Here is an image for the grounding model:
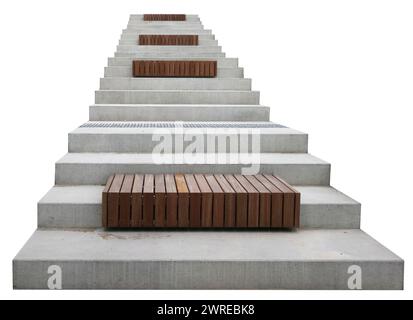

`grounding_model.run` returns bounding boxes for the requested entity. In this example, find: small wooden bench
[132,60,217,77]
[102,174,300,229]
[139,35,199,46]
[143,14,186,21]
